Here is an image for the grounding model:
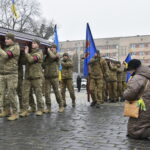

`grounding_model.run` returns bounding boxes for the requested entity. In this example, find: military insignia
[86,40,90,48]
